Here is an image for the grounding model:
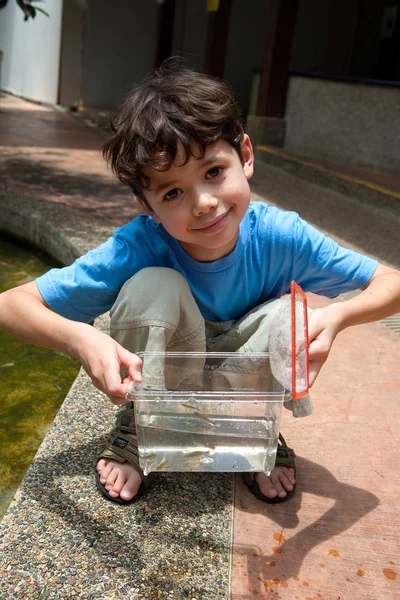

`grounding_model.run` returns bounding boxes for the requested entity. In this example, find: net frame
[291,281,310,399]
